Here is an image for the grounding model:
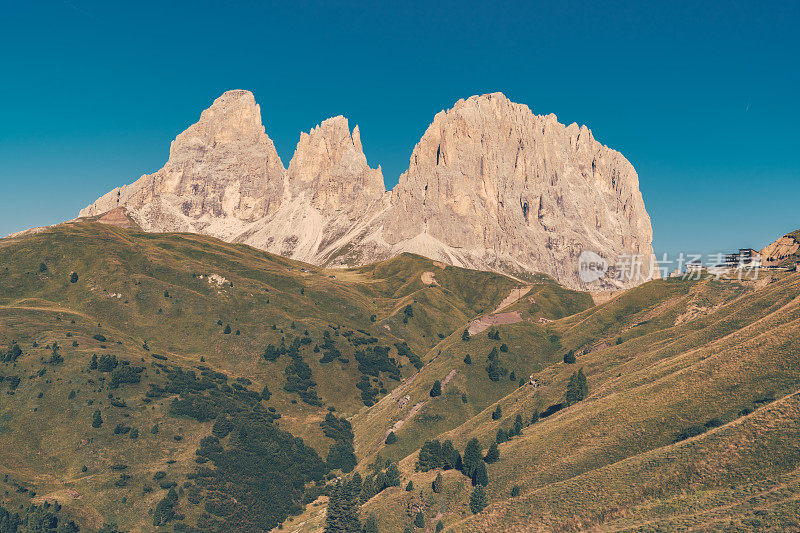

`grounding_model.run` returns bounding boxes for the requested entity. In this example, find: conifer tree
[384,462,401,487]
[484,442,500,463]
[470,485,487,514]
[472,461,488,486]
[92,409,103,428]
[325,478,362,533]
[429,380,442,397]
[432,472,443,493]
[462,438,483,478]
[566,368,589,405]
[513,414,524,436]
